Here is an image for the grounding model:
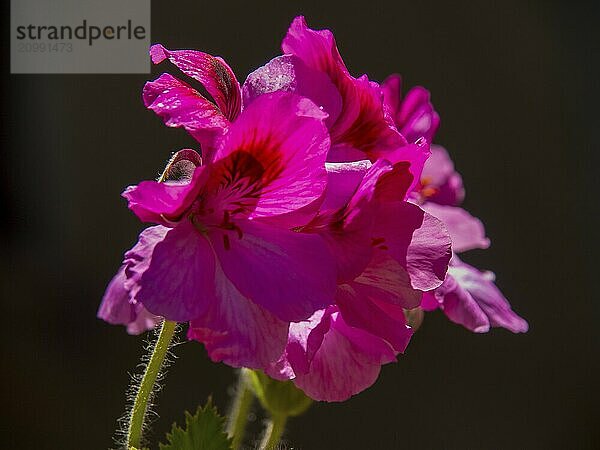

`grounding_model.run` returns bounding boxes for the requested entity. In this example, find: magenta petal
[397,87,440,144]
[125,221,217,322]
[321,160,372,211]
[211,219,336,322]
[150,44,242,121]
[282,16,405,160]
[211,92,330,218]
[381,74,403,119]
[98,266,135,325]
[449,257,529,333]
[293,310,395,402]
[421,145,456,188]
[382,75,440,144]
[420,145,465,206]
[421,203,490,253]
[336,284,413,353]
[351,252,422,309]
[97,266,160,335]
[372,201,451,291]
[122,165,206,225]
[143,73,229,147]
[435,274,491,333]
[265,310,326,380]
[242,55,342,127]
[188,261,288,369]
[314,160,401,282]
[387,139,431,197]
